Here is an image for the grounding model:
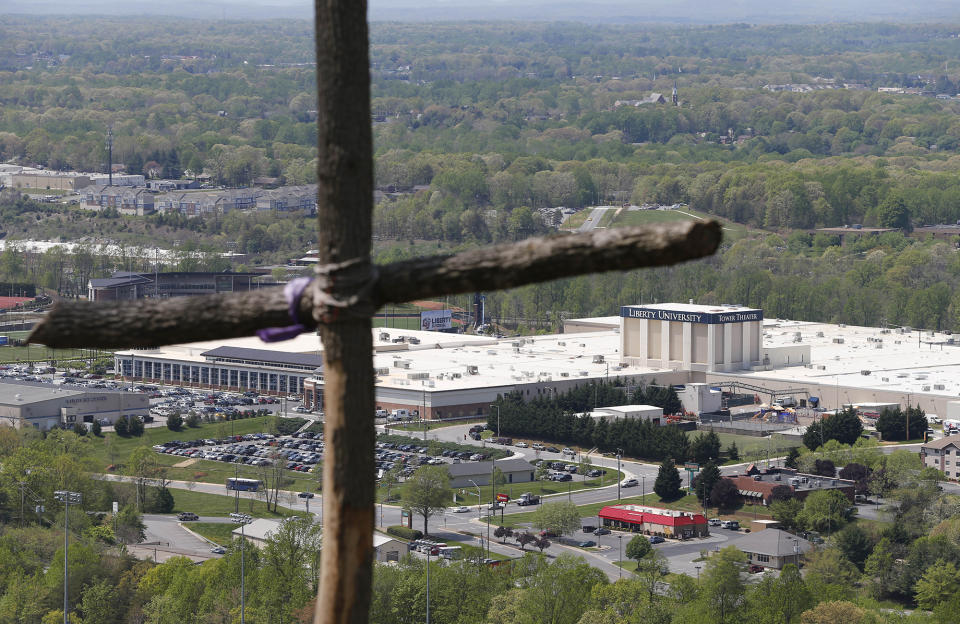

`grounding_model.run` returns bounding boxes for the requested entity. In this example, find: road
[577,206,616,232]
[126,422,928,577]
